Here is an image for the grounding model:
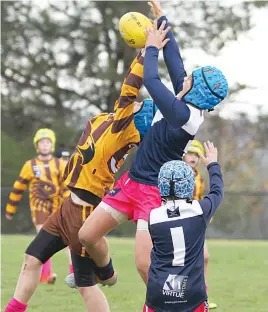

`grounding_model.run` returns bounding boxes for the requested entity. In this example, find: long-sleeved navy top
[129,16,204,186]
